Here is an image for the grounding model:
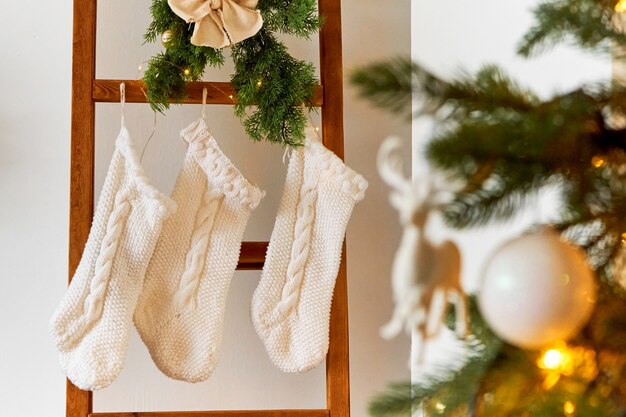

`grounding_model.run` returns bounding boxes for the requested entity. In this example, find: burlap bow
[168,0,263,49]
